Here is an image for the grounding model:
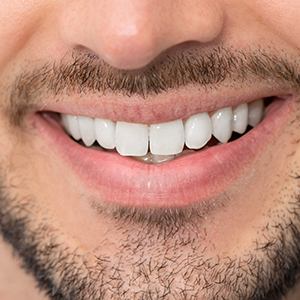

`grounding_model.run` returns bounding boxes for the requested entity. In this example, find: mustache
[6,46,300,126]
